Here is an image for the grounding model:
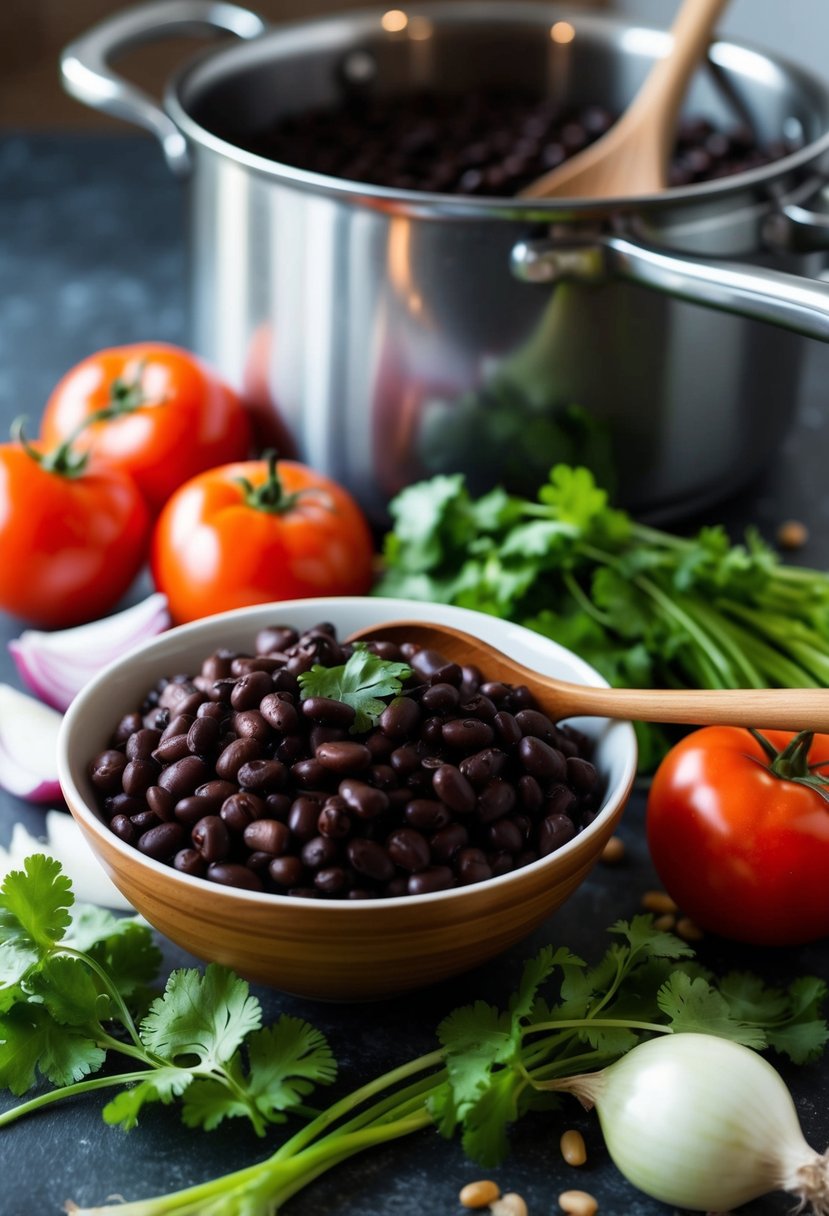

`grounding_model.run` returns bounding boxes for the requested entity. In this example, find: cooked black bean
[348,838,395,882]
[269,855,306,887]
[229,670,274,711]
[387,827,430,872]
[220,791,265,832]
[538,812,576,856]
[339,778,389,819]
[109,813,136,843]
[146,785,175,822]
[421,682,460,714]
[237,758,287,792]
[459,747,508,786]
[256,625,298,654]
[215,737,262,781]
[432,764,476,814]
[206,863,263,891]
[518,736,567,781]
[408,866,455,895]
[515,708,558,742]
[379,696,421,739]
[126,728,161,761]
[477,777,516,823]
[174,848,206,876]
[157,755,209,799]
[289,795,323,841]
[456,847,492,885]
[232,710,272,742]
[138,822,185,861]
[302,696,357,727]
[430,822,469,863]
[121,758,159,797]
[192,815,230,863]
[95,620,603,900]
[317,797,352,838]
[260,693,299,733]
[441,718,494,752]
[244,818,290,856]
[89,749,128,793]
[566,756,599,793]
[313,740,371,773]
[405,798,451,832]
